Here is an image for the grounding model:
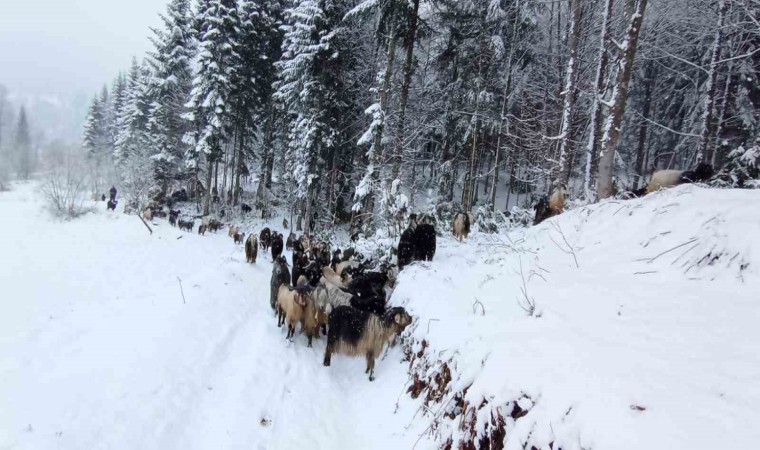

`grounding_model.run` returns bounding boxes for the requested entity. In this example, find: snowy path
[0,183,420,450]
